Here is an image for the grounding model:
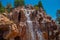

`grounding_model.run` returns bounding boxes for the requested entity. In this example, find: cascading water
[34,20,45,40]
[36,30,45,40]
[24,9,45,40]
[35,14,45,40]
[25,9,35,40]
